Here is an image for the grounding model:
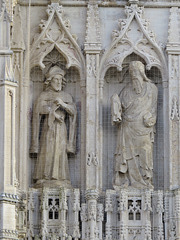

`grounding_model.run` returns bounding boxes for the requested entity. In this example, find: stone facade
[0,0,180,239]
